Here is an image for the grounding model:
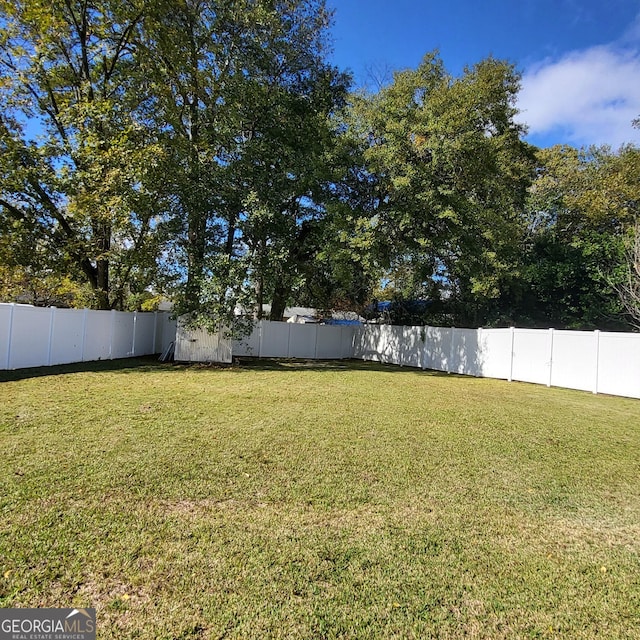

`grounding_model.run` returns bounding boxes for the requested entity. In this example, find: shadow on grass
[0,355,454,382]
[0,355,168,383]
[231,357,452,376]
